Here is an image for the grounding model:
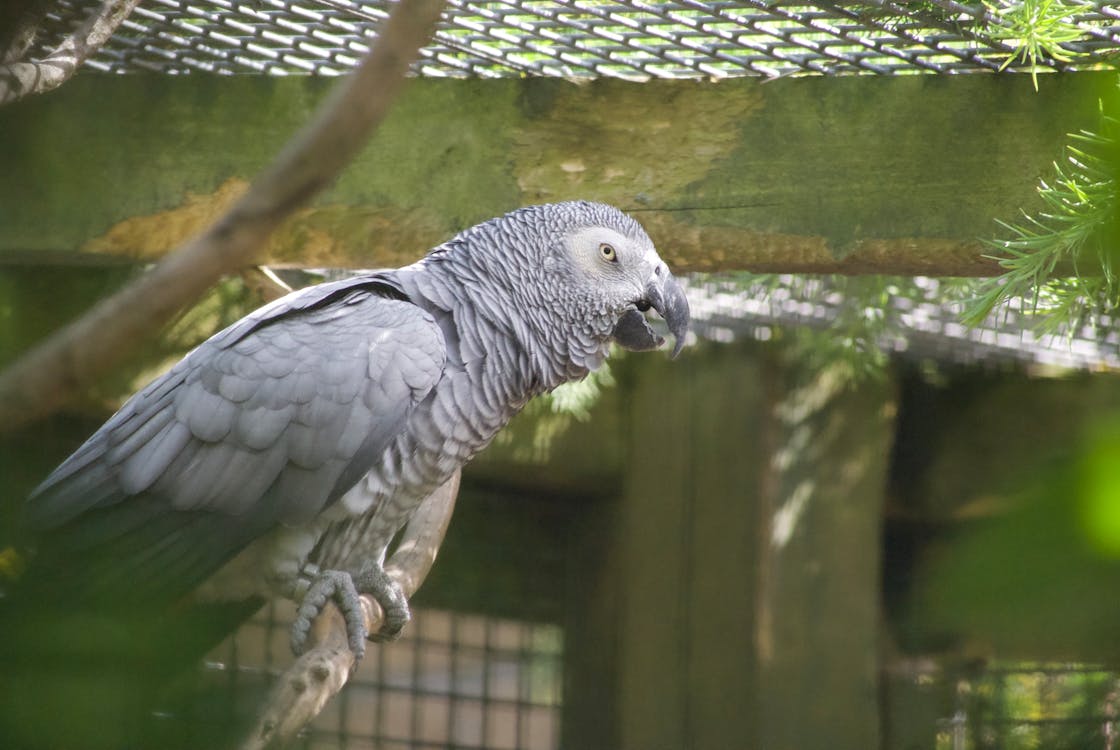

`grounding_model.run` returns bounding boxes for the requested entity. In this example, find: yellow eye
[599,243,617,263]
